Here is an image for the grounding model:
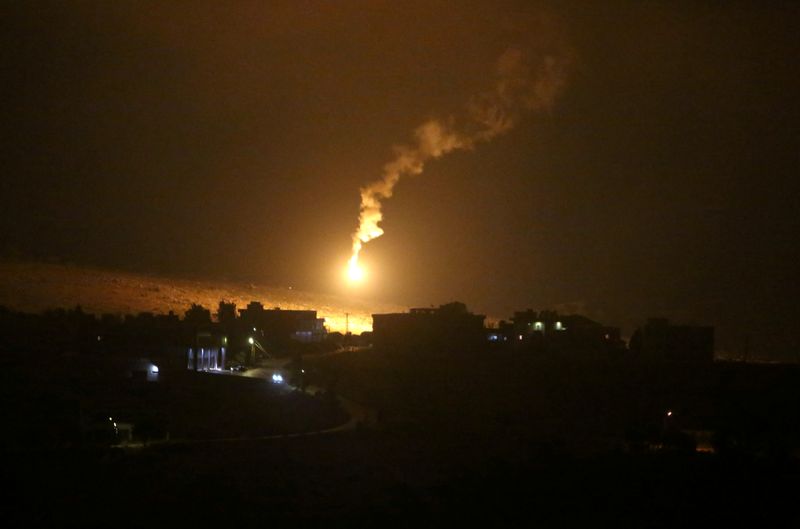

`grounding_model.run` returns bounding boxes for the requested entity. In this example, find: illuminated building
[238,301,327,344]
[187,331,227,371]
[503,309,624,355]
